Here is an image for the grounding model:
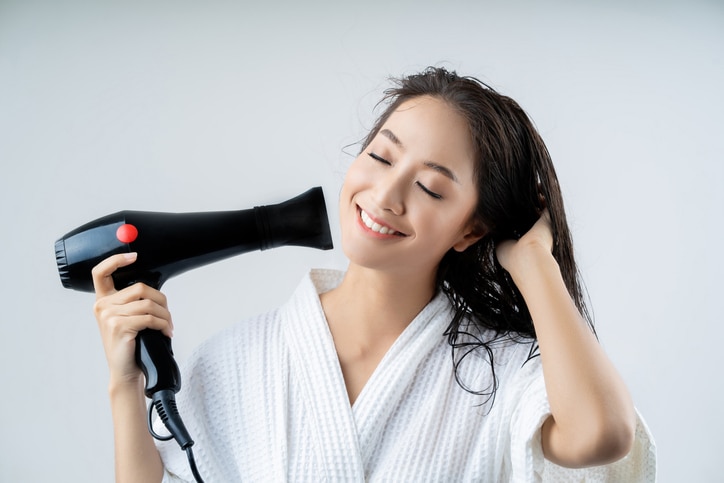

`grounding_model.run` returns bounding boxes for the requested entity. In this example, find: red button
[116,224,138,243]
